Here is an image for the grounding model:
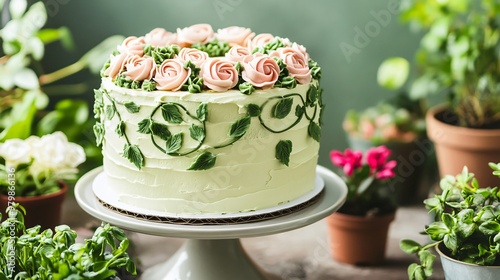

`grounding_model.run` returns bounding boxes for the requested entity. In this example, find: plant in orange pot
[0,131,85,229]
[325,145,398,265]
